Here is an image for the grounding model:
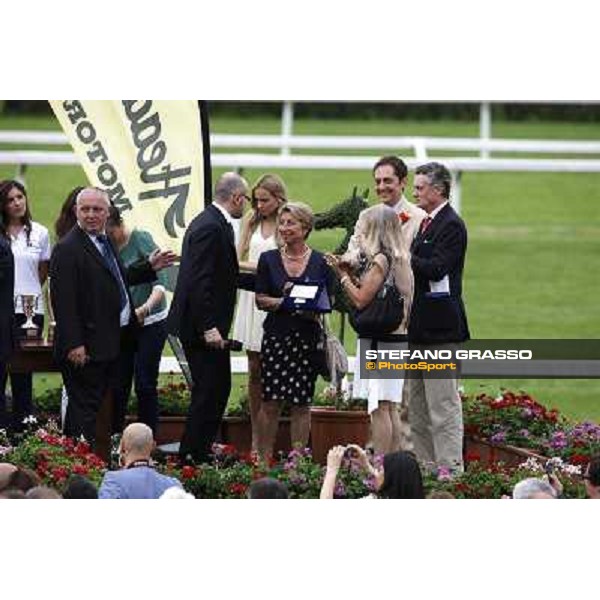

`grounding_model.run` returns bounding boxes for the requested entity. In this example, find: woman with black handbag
[326,204,412,455]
